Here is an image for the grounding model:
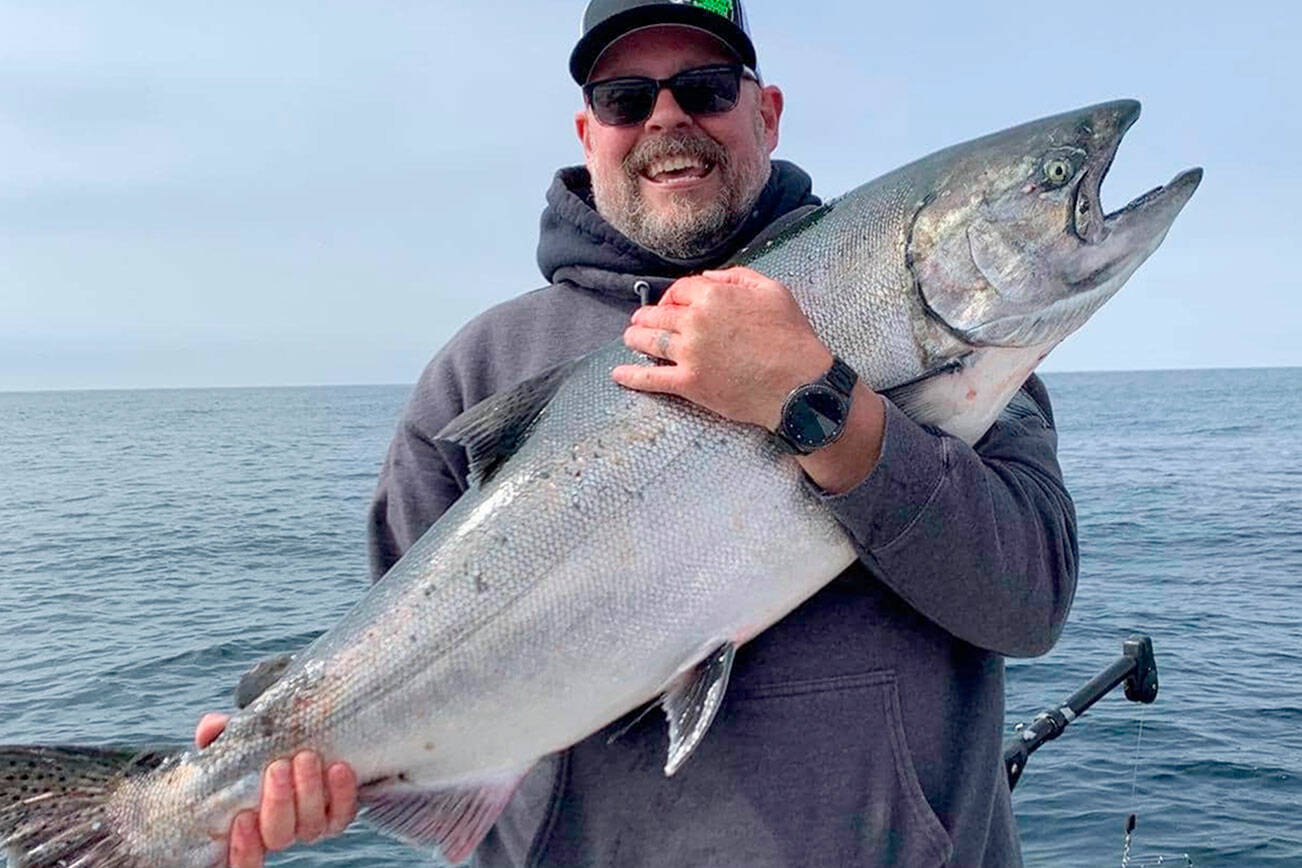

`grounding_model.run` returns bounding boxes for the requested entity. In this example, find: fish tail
[0,745,173,867]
